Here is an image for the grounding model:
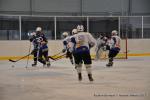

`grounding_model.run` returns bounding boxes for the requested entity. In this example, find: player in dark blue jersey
[30,27,50,67]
